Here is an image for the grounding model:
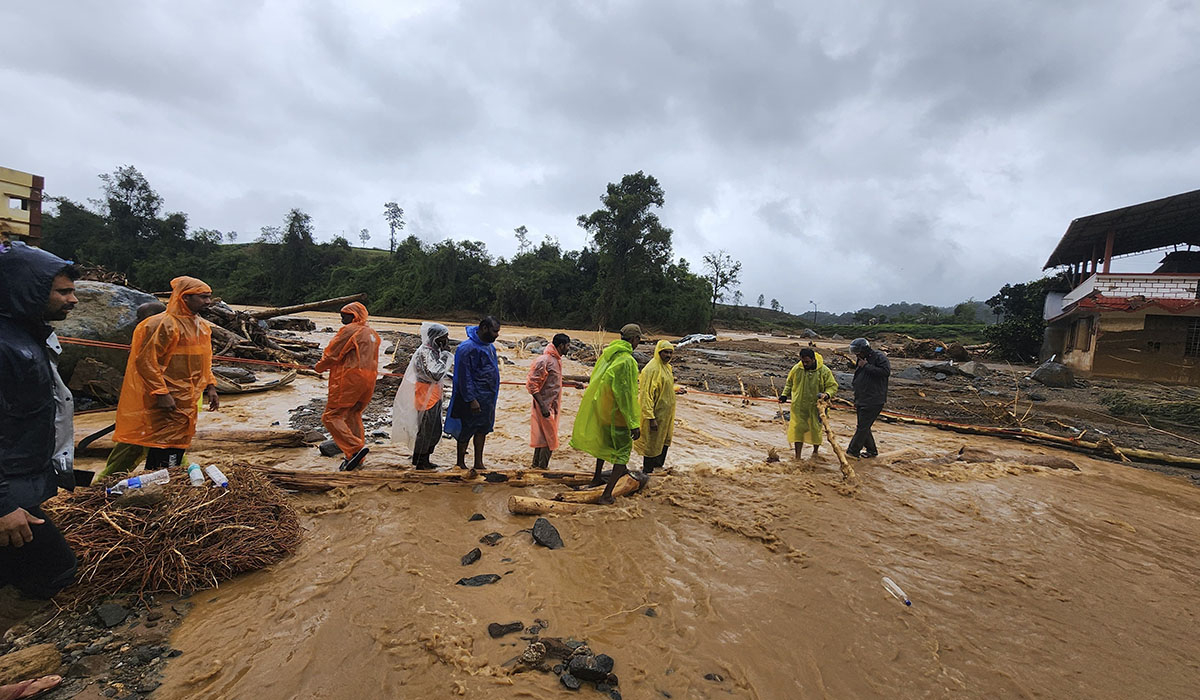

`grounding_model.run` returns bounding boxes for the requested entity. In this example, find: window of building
[1186,318,1200,358]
